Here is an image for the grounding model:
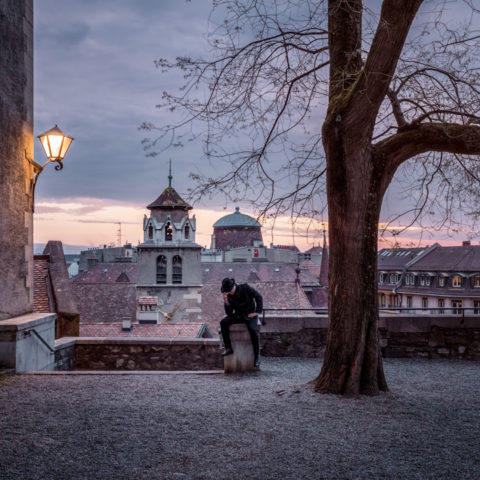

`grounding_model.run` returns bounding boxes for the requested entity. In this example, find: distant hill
[34,243,91,255]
